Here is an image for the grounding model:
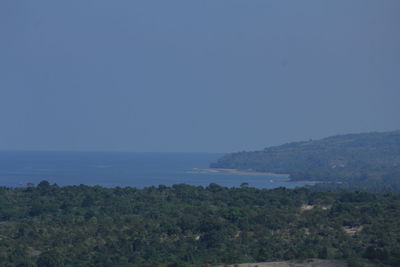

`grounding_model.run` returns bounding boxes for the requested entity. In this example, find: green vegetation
[210,131,400,192]
[1,182,400,266]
